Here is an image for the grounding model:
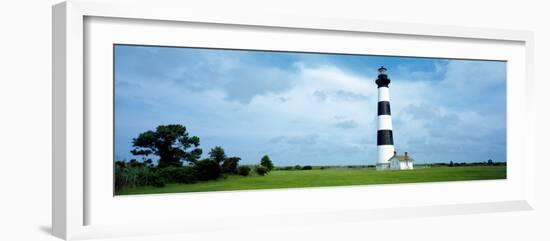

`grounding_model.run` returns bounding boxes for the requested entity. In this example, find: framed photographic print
[53,0,535,240]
